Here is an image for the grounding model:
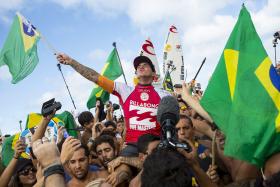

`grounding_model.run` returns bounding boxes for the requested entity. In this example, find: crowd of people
[0,53,280,187]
